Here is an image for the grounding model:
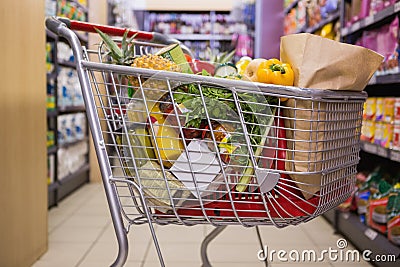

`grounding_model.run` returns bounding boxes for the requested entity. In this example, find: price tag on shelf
[363,142,377,154]
[352,21,361,32]
[376,146,388,158]
[390,150,400,162]
[364,228,378,241]
[364,16,374,26]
